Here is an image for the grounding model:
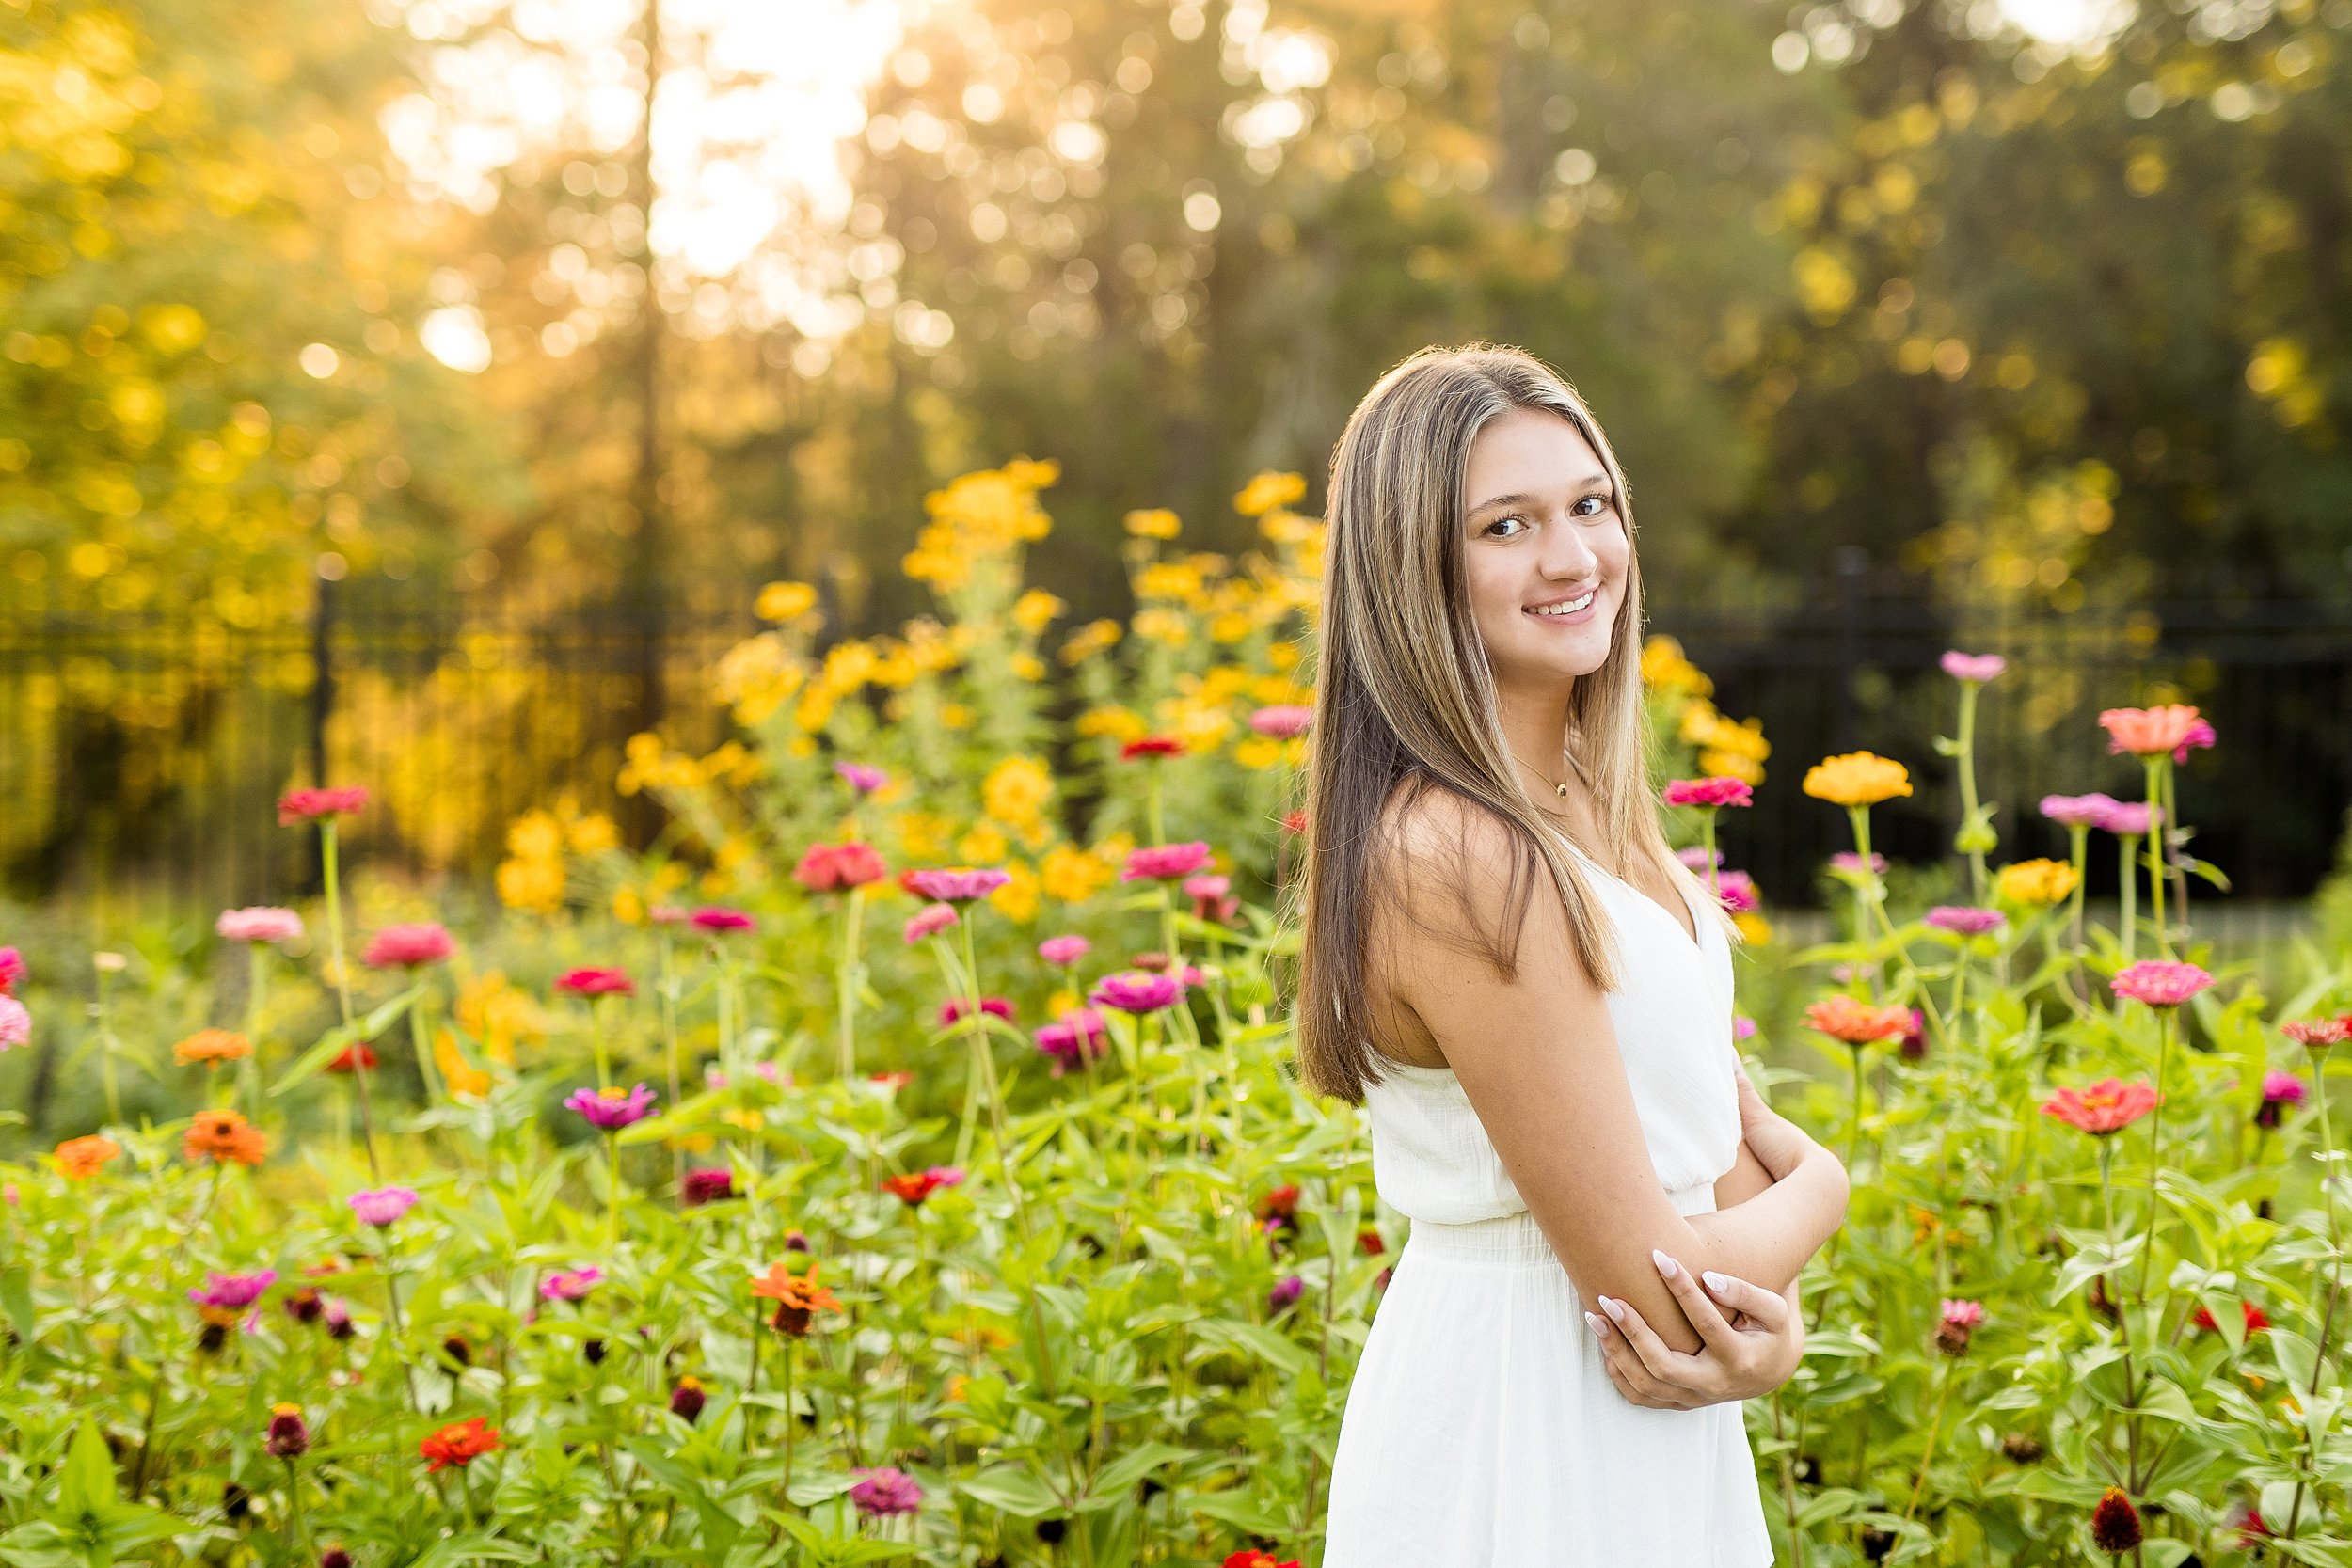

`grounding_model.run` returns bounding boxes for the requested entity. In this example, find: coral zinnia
[2041,1078,2160,1137]
[794,841,888,892]
[54,1133,119,1180]
[1802,752,1913,806]
[216,907,305,944]
[173,1028,253,1067]
[361,923,453,969]
[277,786,370,826]
[1804,995,1915,1046]
[2090,1488,2142,1552]
[0,996,29,1051]
[2109,959,2214,1009]
[881,1166,966,1208]
[1661,776,1754,809]
[2284,1016,2352,1050]
[902,903,960,943]
[750,1259,840,1336]
[2099,705,2201,760]
[184,1108,268,1165]
[419,1418,501,1471]
[553,967,635,998]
